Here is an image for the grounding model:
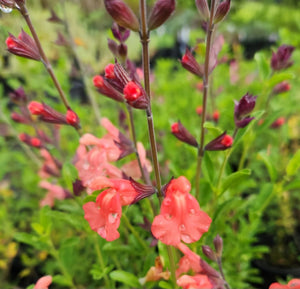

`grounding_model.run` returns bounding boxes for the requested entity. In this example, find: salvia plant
[0,0,299,288]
